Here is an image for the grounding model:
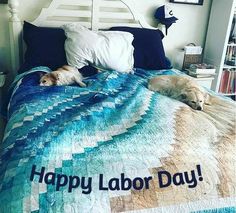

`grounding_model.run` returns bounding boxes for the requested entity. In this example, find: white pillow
[62,23,134,73]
